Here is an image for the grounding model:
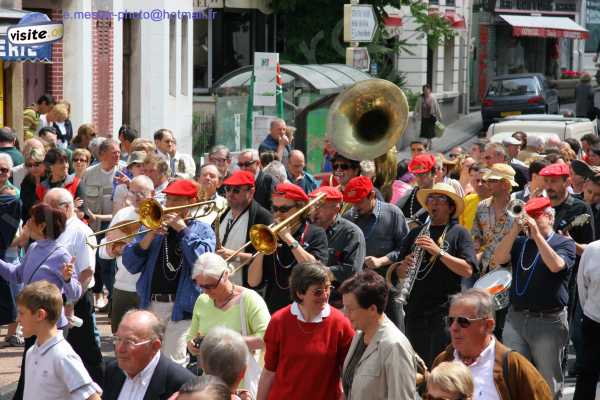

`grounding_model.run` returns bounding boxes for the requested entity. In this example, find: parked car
[487,114,597,144]
[481,73,560,130]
